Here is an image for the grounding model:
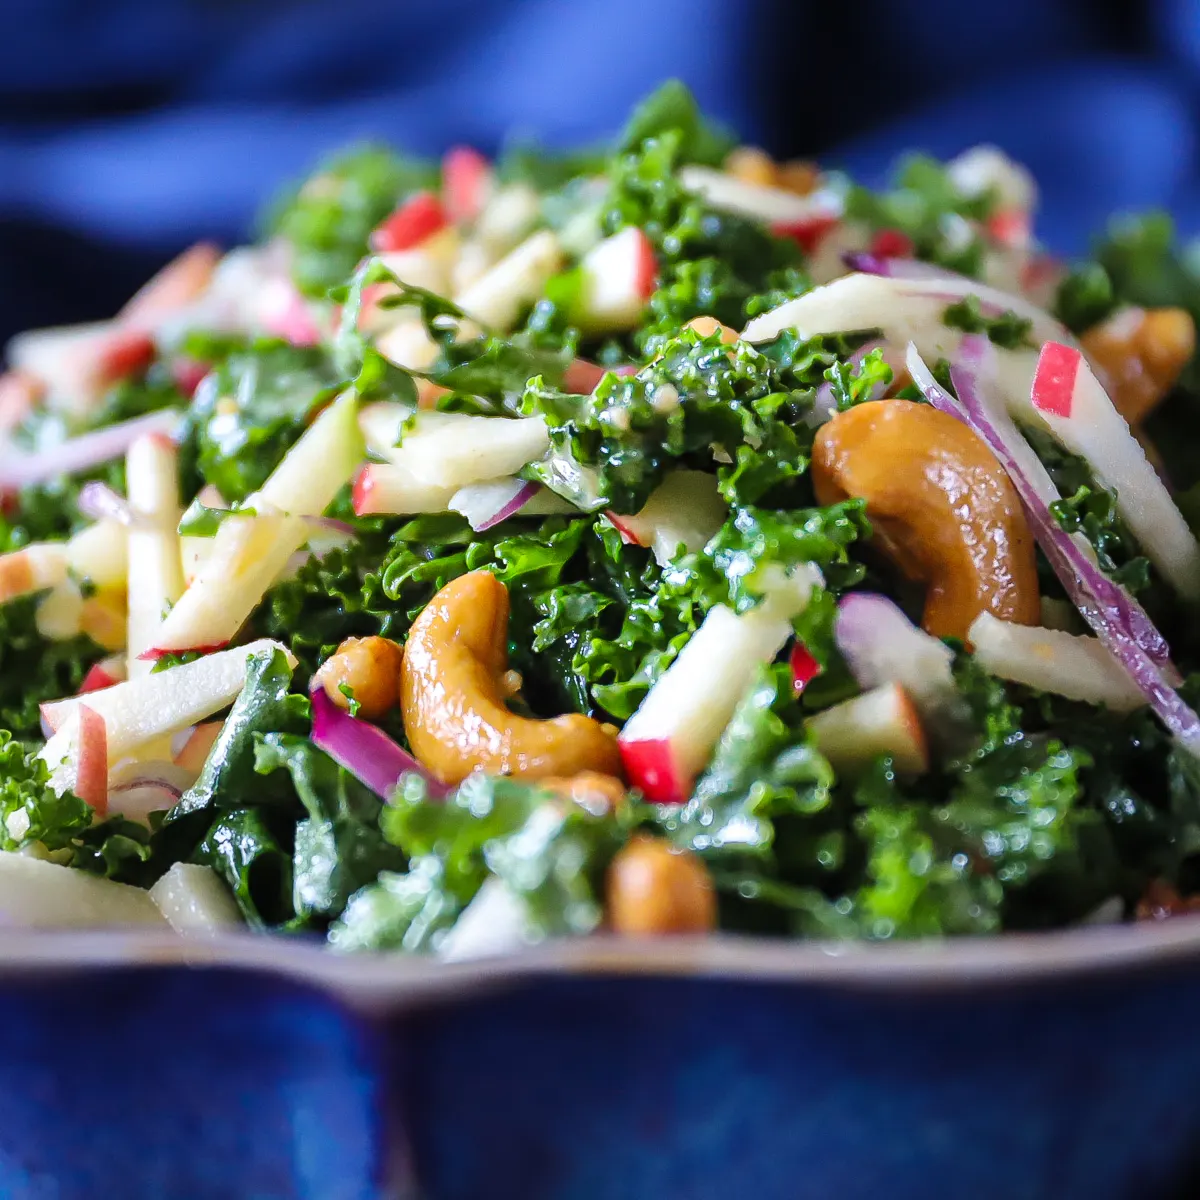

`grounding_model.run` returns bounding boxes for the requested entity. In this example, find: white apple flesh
[454,229,564,333]
[807,683,929,775]
[968,611,1144,712]
[607,470,726,567]
[0,852,167,928]
[1030,342,1200,599]
[149,863,243,934]
[619,565,823,802]
[40,638,294,772]
[572,226,656,333]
